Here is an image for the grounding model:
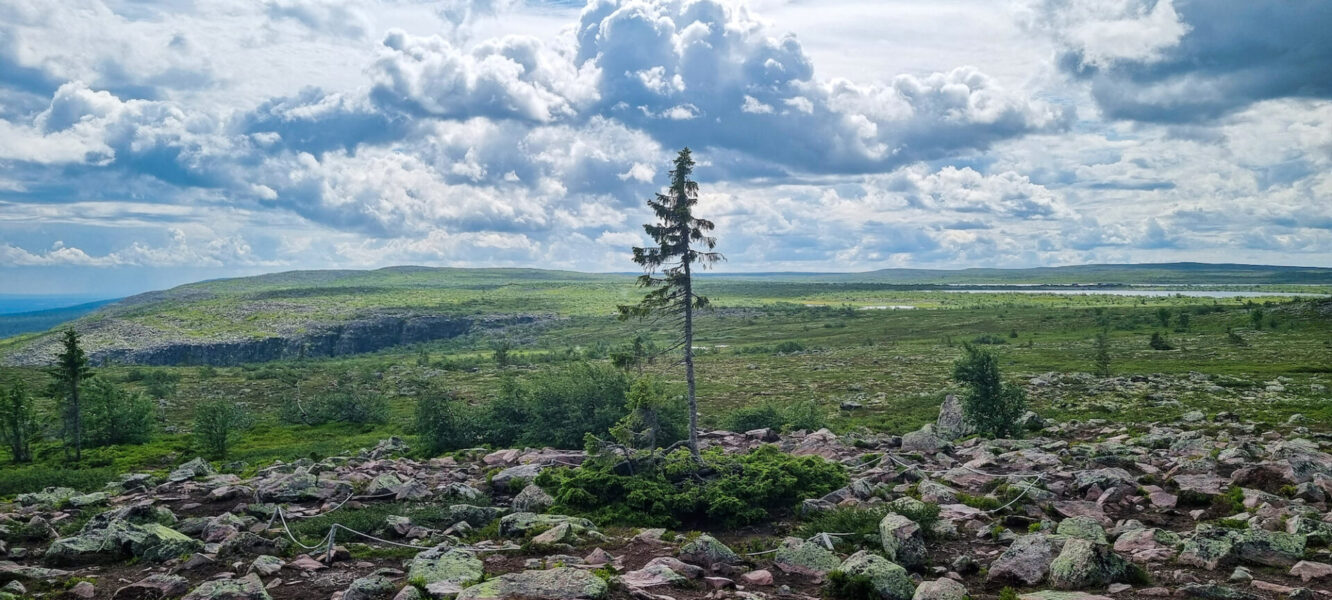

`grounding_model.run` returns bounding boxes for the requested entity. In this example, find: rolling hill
[1,262,1327,367]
